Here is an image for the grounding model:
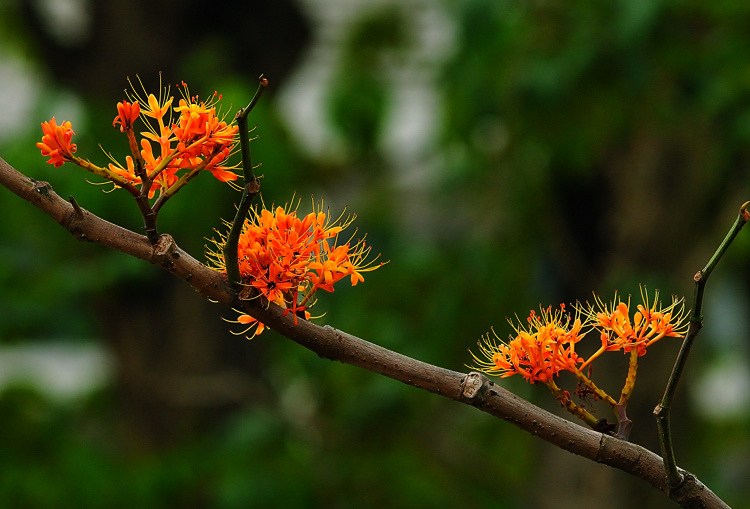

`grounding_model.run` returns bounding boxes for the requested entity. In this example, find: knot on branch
[460,372,489,402]
[247,176,261,195]
[31,178,53,199]
[668,471,702,503]
[152,233,179,270]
